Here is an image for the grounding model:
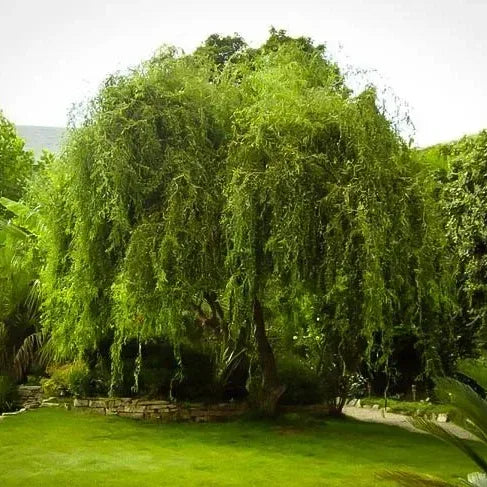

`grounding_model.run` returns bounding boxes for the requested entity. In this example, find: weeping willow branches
[34,32,456,404]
